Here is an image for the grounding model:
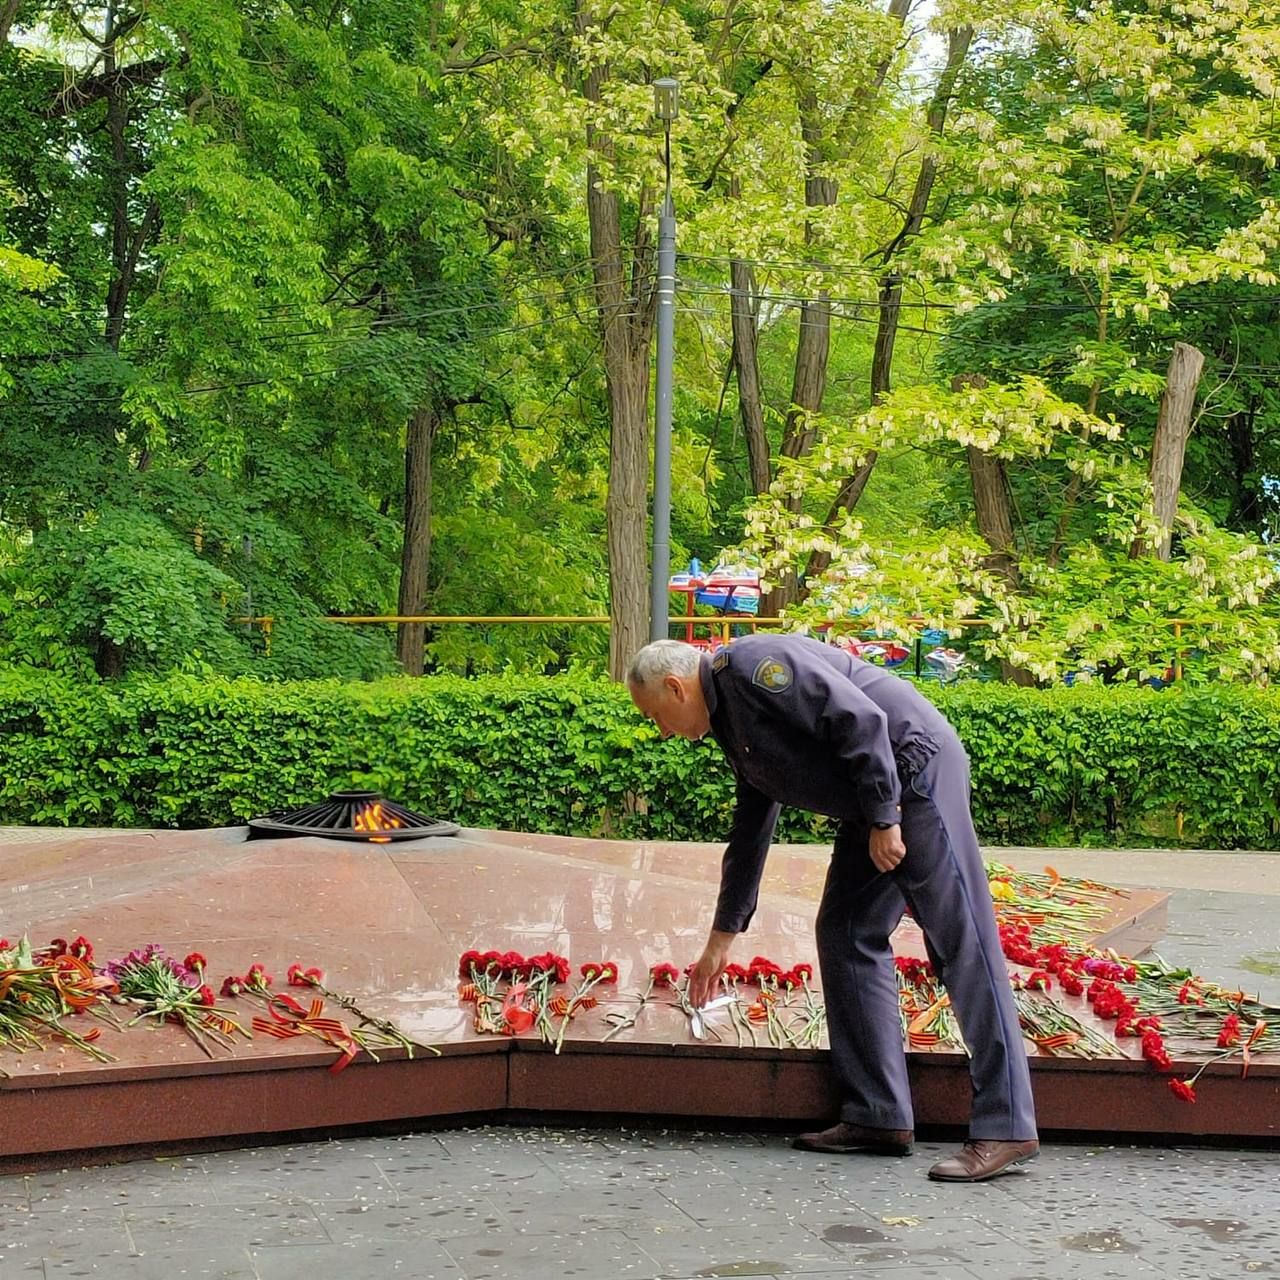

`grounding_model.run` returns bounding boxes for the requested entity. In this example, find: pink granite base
[0,825,1272,1159]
